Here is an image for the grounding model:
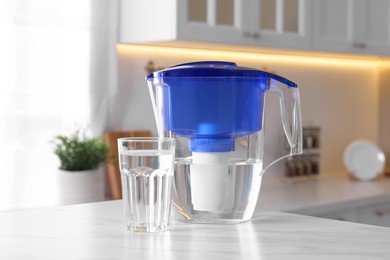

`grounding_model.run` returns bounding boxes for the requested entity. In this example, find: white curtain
[90,0,118,136]
[0,0,118,210]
